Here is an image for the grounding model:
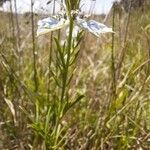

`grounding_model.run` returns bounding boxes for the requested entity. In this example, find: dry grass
[0,1,150,149]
